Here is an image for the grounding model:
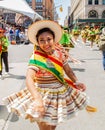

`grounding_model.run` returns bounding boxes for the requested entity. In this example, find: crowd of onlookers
[0,24,30,80]
[3,25,29,44]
